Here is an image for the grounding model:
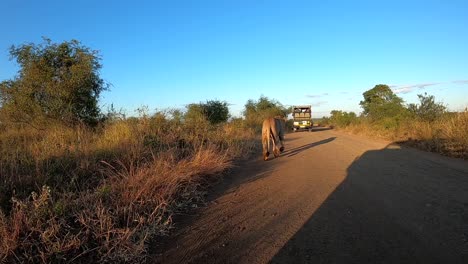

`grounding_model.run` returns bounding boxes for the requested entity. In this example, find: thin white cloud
[305,93,329,98]
[391,82,439,94]
[311,101,328,107]
[453,80,468,84]
[393,87,414,94]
